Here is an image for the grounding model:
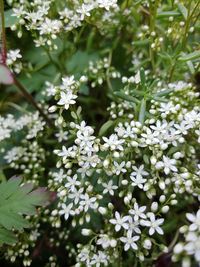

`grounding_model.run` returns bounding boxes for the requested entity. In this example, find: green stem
[149,0,159,71]
[44,47,63,73]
